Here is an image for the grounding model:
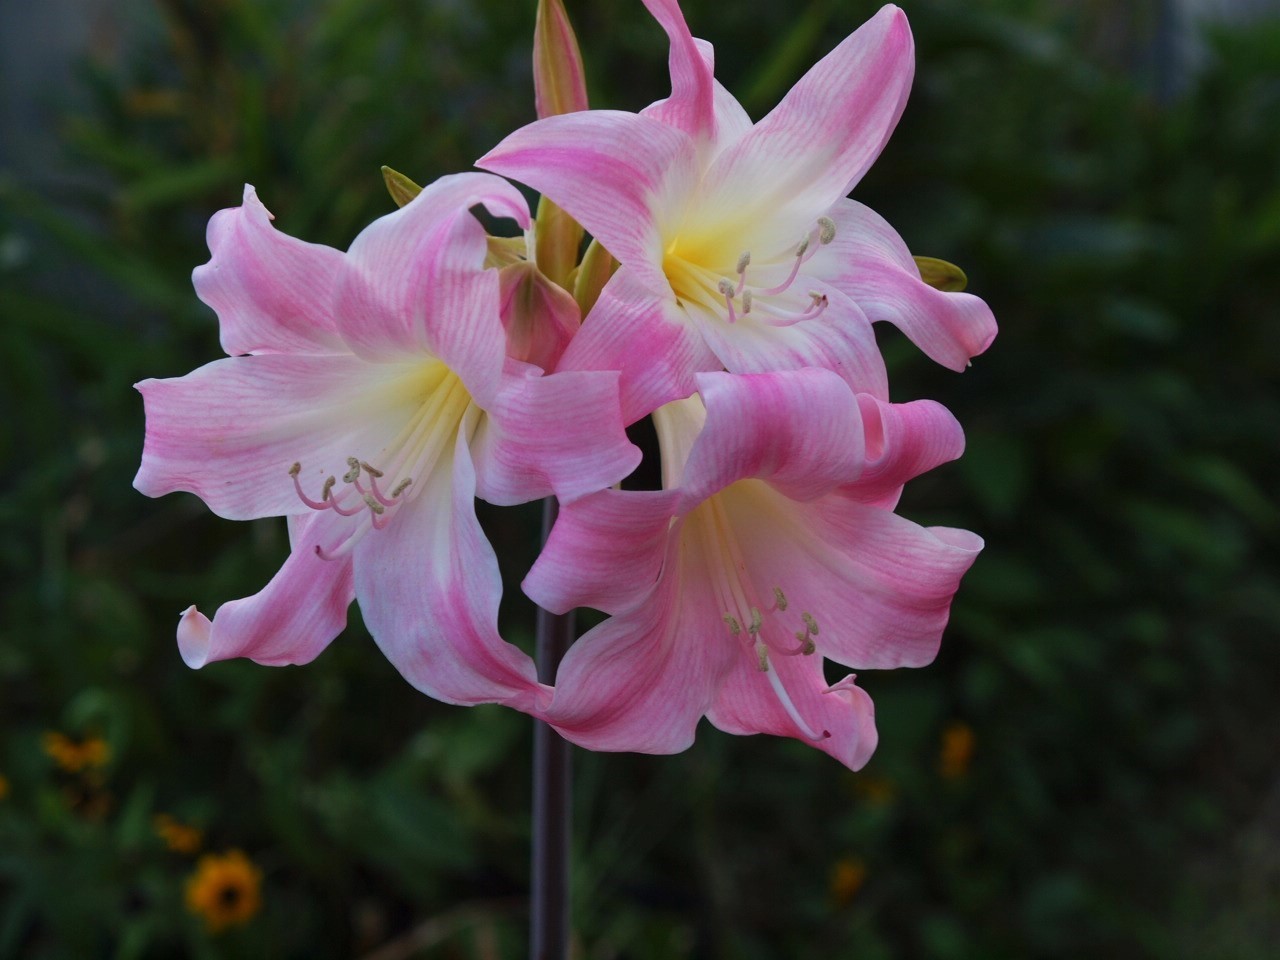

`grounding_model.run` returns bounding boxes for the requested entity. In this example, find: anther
[792,630,817,655]
[773,587,788,611]
[748,607,763,636]
[741,290,752,315]
[390,478,412,498]
[802,612,819,636]
[795,237,810,259]
[723,614,742,636]
[817,216,837,245]
[343,457,361,484]
[717,279,735,297]
[756,645,770,672]
[362,494,385,515]
[288,462,301,477]
[321,476,336,501]
[360,461,383,478]
[735,251,752,275]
